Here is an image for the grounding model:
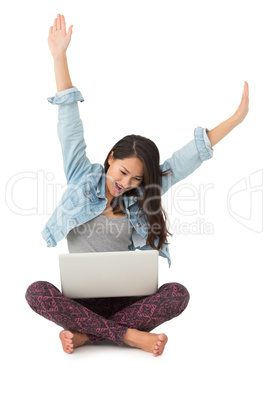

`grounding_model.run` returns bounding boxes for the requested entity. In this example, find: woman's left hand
[232,81,249,124]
